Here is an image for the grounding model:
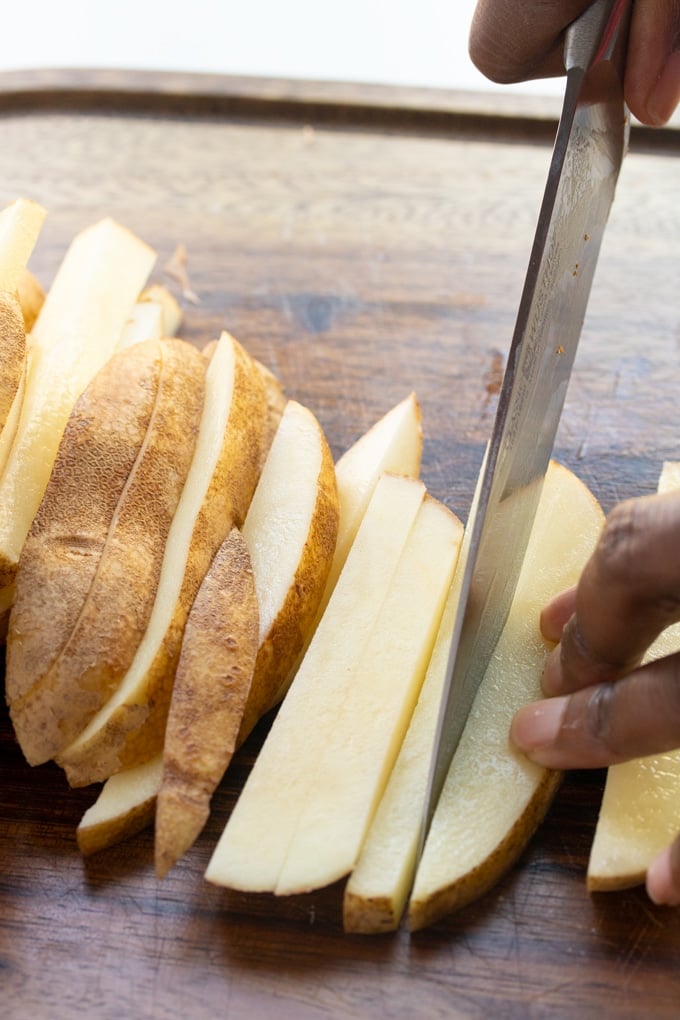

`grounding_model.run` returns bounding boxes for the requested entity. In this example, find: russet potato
[155,527,259,878]
[6,338,207,765]
[237,398,340,744]
[0,291,26,438]
[205,473,429,893]
[0,217,156,614]
[16,268,45,331]
[57,332,270,786]
[407,462,604,931]
[77,755,162,857]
